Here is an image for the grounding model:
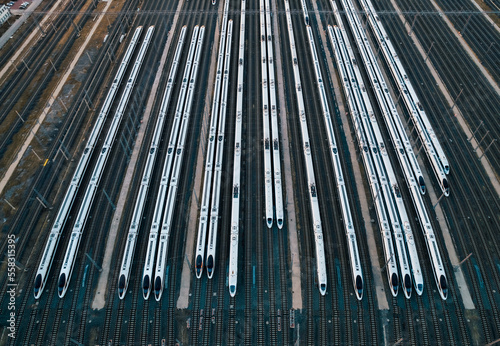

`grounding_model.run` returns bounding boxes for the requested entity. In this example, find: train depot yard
[0,0,499,344]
